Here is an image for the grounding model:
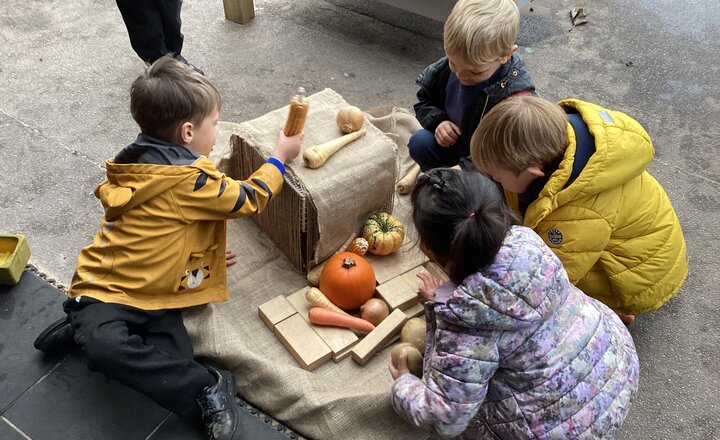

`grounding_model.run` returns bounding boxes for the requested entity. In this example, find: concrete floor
[1,0,718,438]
